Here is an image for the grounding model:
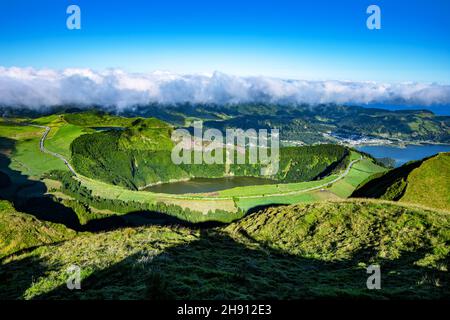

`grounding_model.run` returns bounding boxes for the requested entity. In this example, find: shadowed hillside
[1,200,448,299]
[0,200,77,258]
